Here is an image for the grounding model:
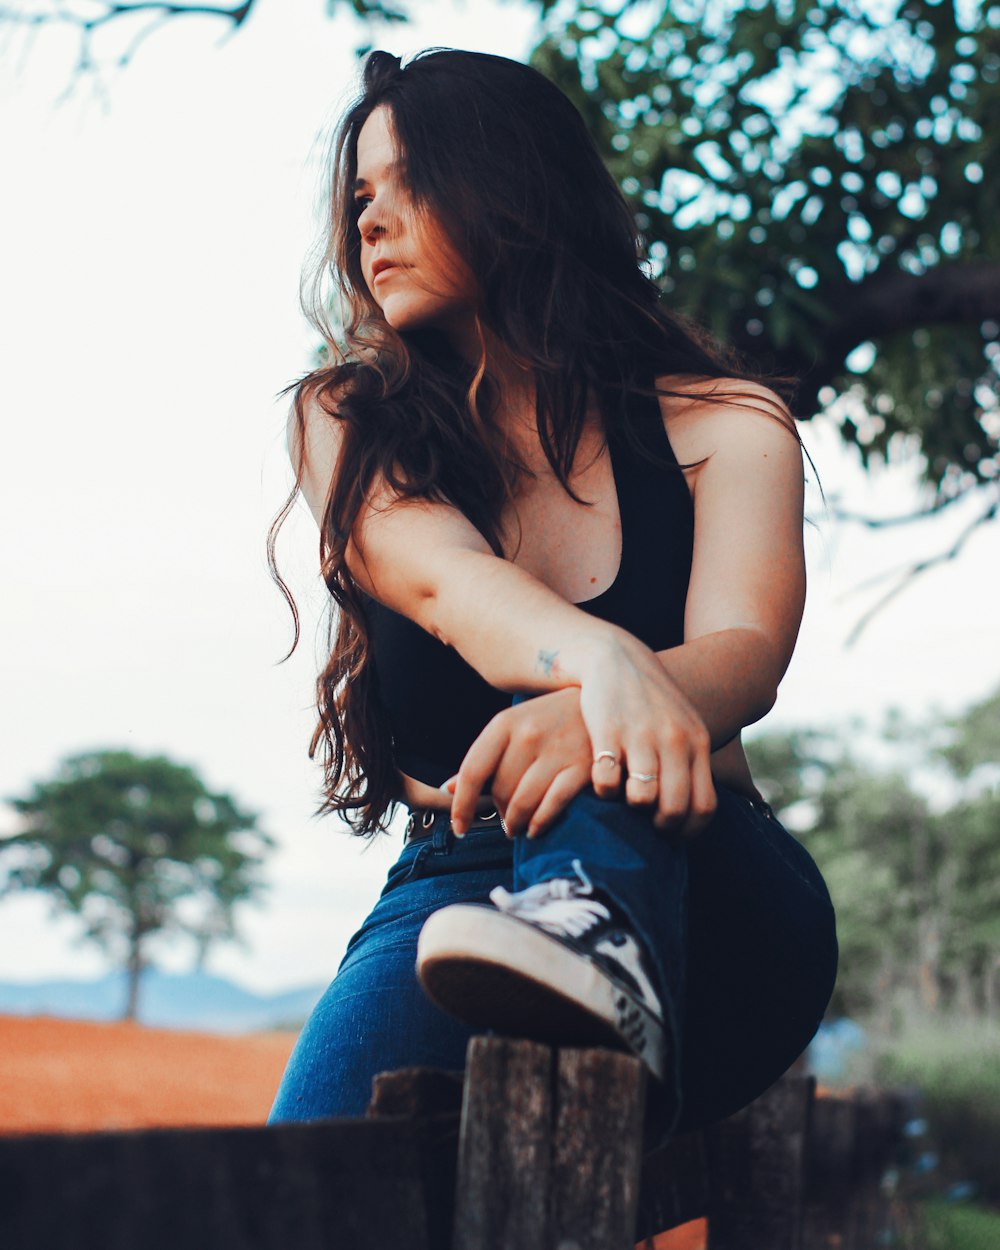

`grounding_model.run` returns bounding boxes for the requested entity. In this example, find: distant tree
[738,723,837,815]
[2,750,273,1020]
[747,685,1000,1026]
[937,686,1000,777]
